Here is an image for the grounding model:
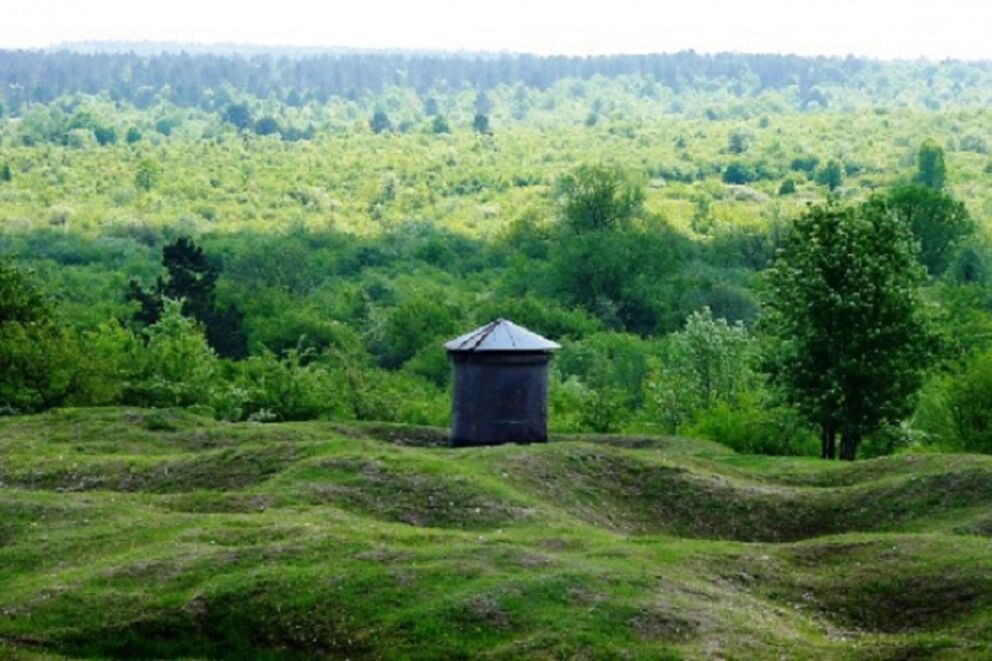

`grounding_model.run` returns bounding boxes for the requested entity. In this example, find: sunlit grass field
[3,408,992,658]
